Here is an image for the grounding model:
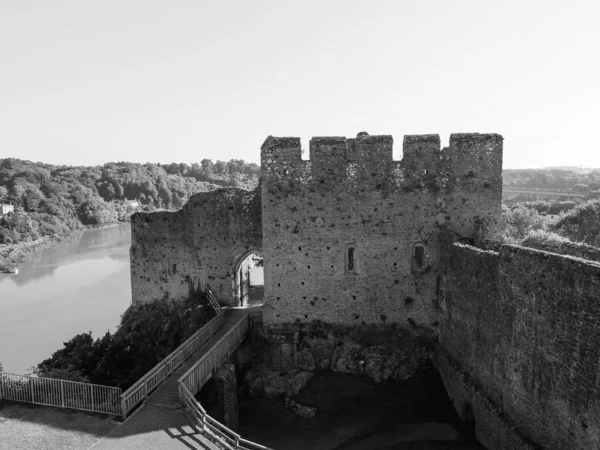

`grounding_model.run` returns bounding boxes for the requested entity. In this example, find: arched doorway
[232,250,264,307]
